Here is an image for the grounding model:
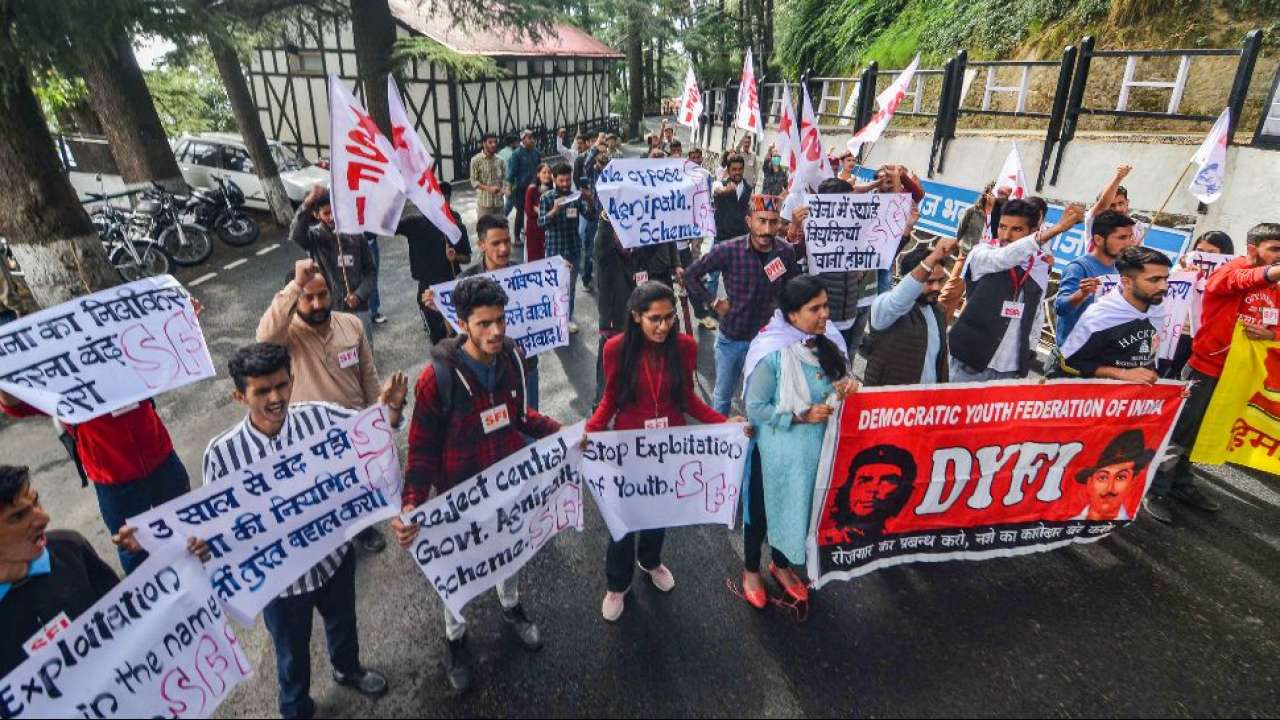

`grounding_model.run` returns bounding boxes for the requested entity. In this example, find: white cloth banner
[677,67,704,132]
[431,257,572,358]
[802,193,915,273]
[127,405,403,624]
[328,75,405,236]
[993,142,1030,200]
[1094,270,1197,361]
[1185,251,1233,335]
[404,423,585,621]
[795,83,833,192]
[1189,107,1230,204]
[580,423,750,541]
[387,76,461,245]
[595,158,715,248]
[735,49,764,137]
[847,55,920,157]
[0,275,213,423]
[0,550,252,719]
